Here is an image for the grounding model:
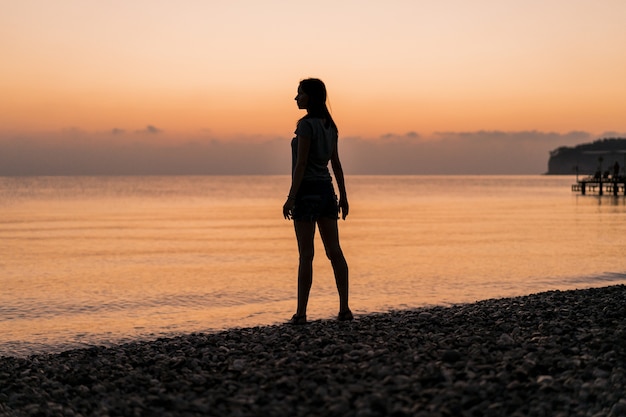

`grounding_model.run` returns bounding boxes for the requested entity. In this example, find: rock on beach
[1,285,626,416]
